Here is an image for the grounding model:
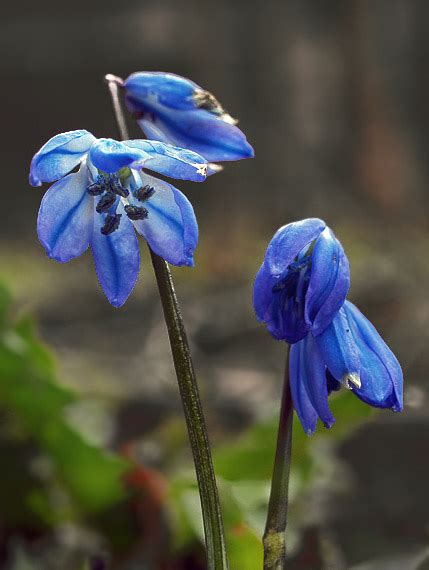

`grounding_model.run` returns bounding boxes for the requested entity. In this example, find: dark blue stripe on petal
[91,202,140,307]
[37,167,93,262]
